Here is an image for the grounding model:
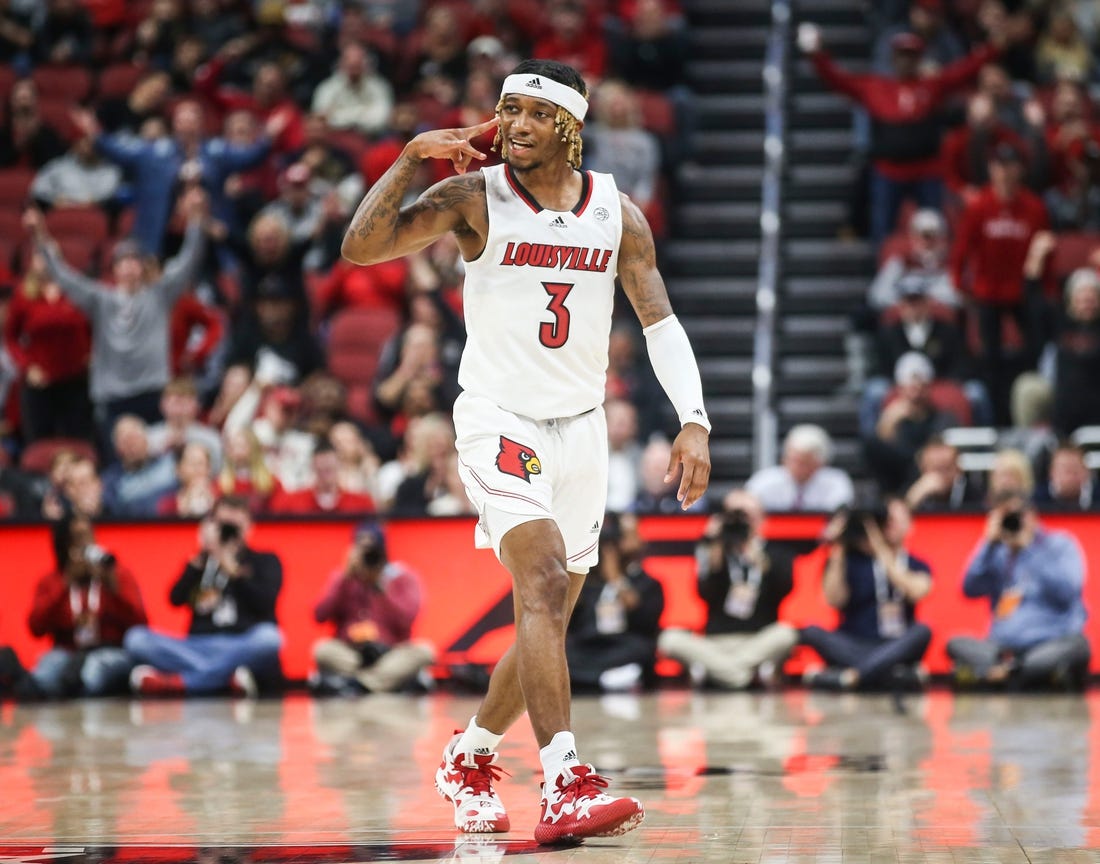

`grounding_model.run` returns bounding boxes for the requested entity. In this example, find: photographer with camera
[23,513,147,699]
[801,498,933,691]
[946,491,1089,688]
[658,490,798,689]
[125,495,284,697]
[310,522,435,695]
